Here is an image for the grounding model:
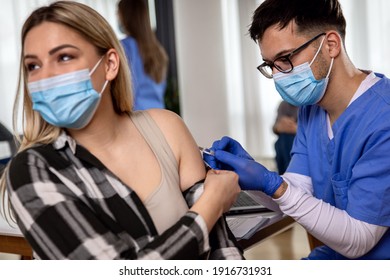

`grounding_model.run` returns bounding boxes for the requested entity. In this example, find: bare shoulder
[146,108,182,121]
[145,109,187,134]
[144,108,191,157]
